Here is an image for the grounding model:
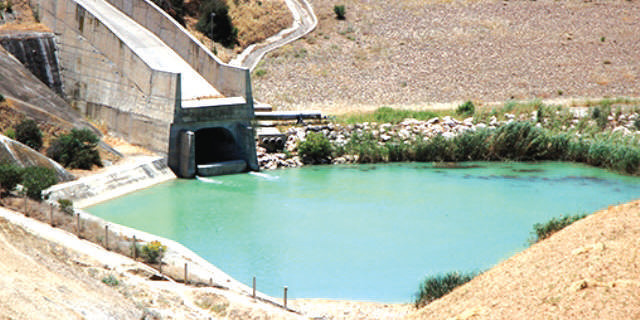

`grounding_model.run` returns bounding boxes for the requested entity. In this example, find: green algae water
[87,162,640,302]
